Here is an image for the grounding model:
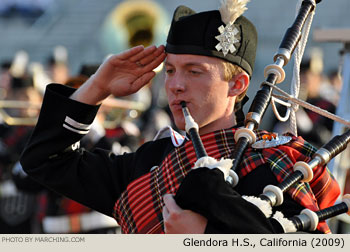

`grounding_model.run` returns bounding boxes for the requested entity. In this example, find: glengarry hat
[165,0,257,77]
